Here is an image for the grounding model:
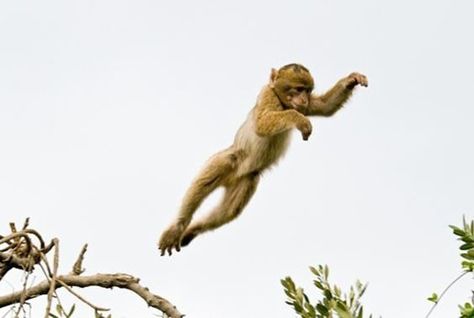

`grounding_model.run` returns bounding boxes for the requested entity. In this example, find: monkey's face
[284,85,312,110]
[270,64,314,112]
